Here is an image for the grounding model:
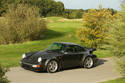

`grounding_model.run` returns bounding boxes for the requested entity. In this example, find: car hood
[27,50,60,59]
